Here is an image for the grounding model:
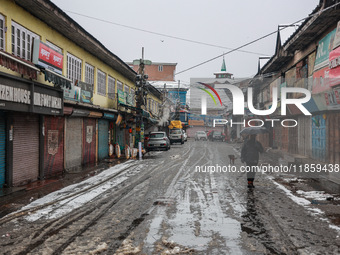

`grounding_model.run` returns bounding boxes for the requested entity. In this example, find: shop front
[0,72,63,187]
